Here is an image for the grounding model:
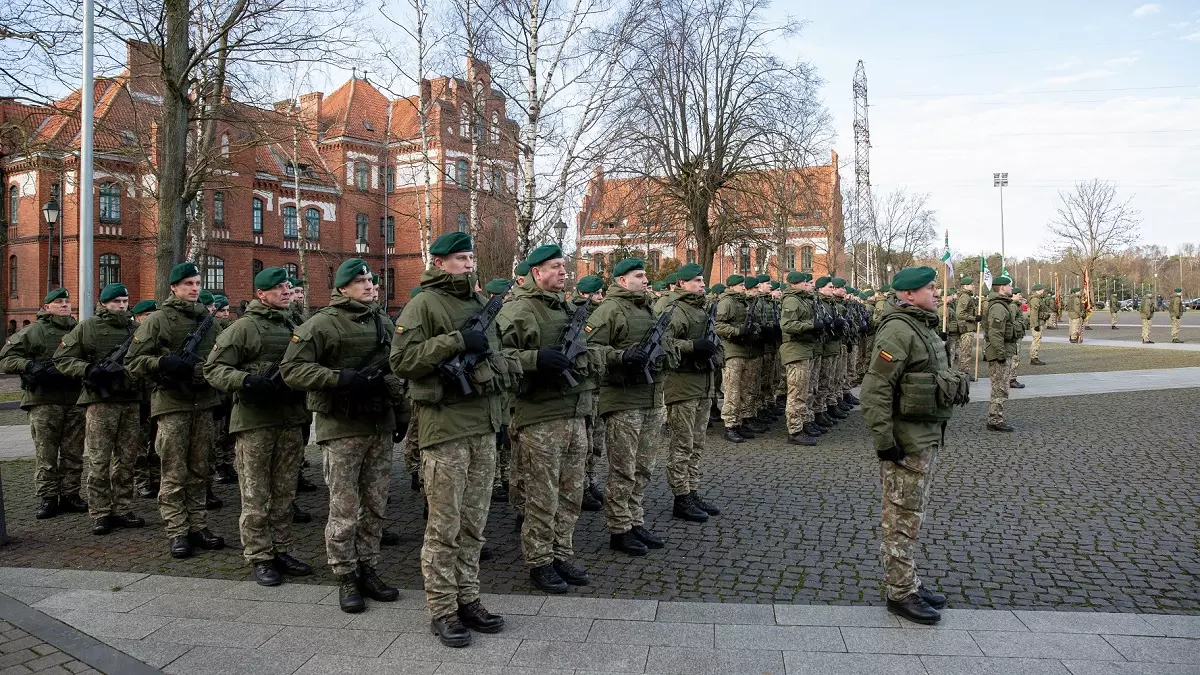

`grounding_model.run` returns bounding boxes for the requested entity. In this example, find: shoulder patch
[878,350,893,362]
[584,325,593,333]
[395,326,406,334]
[291,334,301,343]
